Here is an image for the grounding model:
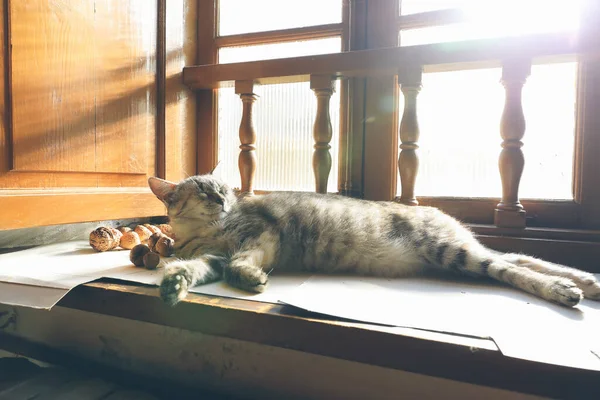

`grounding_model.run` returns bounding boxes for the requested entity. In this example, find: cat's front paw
[160,262,194,306]
[224,265,268,293]
[548,278,583,307]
